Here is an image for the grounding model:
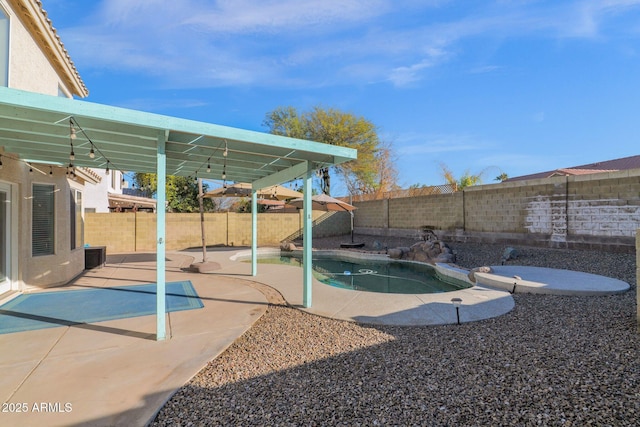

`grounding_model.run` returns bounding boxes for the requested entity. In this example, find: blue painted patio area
[0,281,203,335]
